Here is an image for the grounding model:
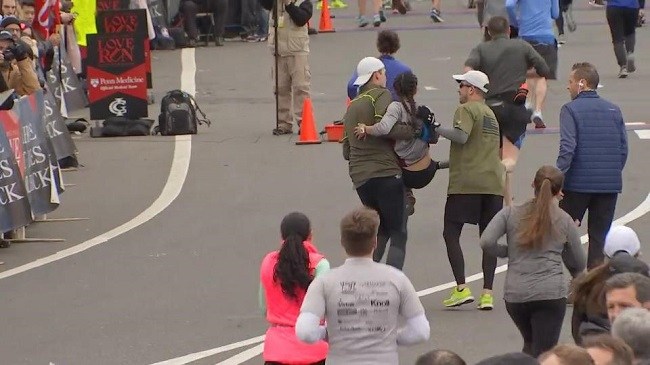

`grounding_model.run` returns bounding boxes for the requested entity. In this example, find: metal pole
[273,0,280,131]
